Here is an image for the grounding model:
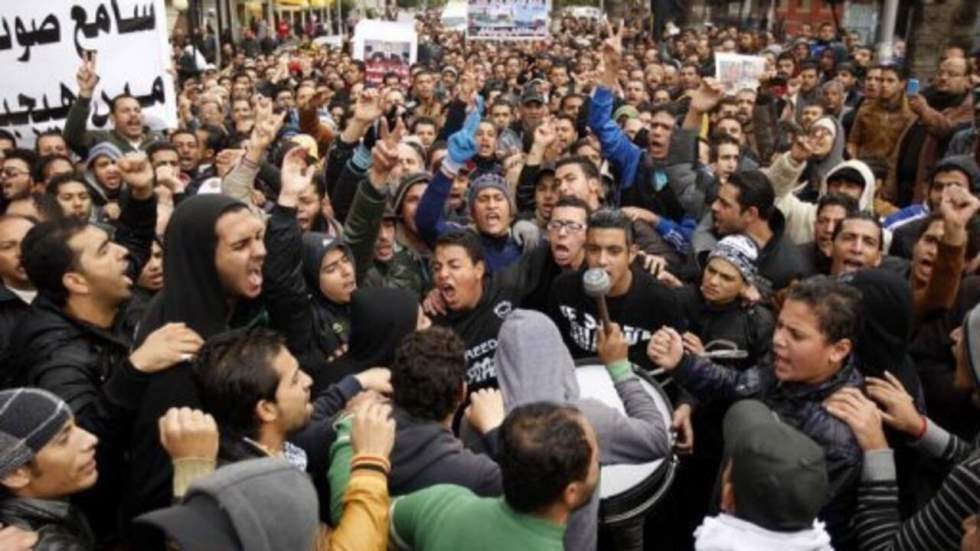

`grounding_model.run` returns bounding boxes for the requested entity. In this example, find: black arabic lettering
[70,4,112,59]
[111,0,156,34]
[0,77,164,129]
[0,19,11,52]
[12,14,61,62]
